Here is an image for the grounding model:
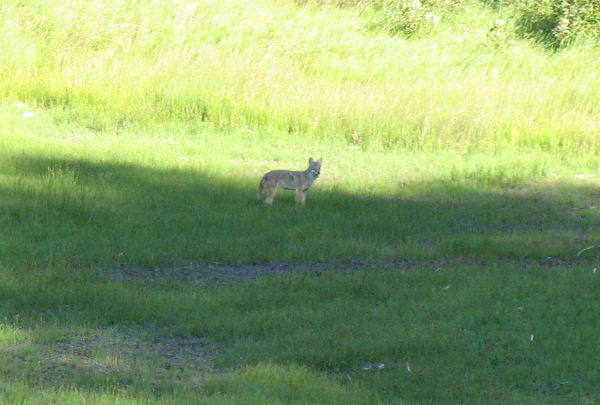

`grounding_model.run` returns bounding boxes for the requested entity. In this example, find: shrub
[492,0,600,47]
[301,0,600,47]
